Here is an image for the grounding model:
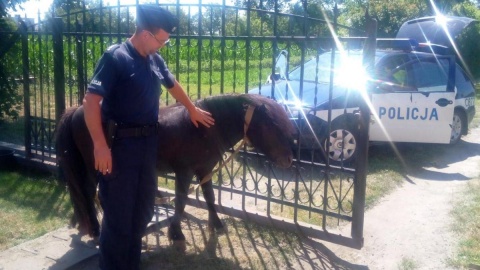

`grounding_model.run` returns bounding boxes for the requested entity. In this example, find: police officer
[83,5,214,270]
